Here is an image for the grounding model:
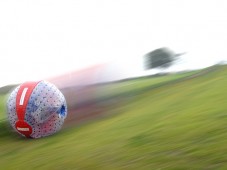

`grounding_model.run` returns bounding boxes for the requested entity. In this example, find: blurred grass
[95,70,200,99]
[1,65,227,169]
[0,94,7,120]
